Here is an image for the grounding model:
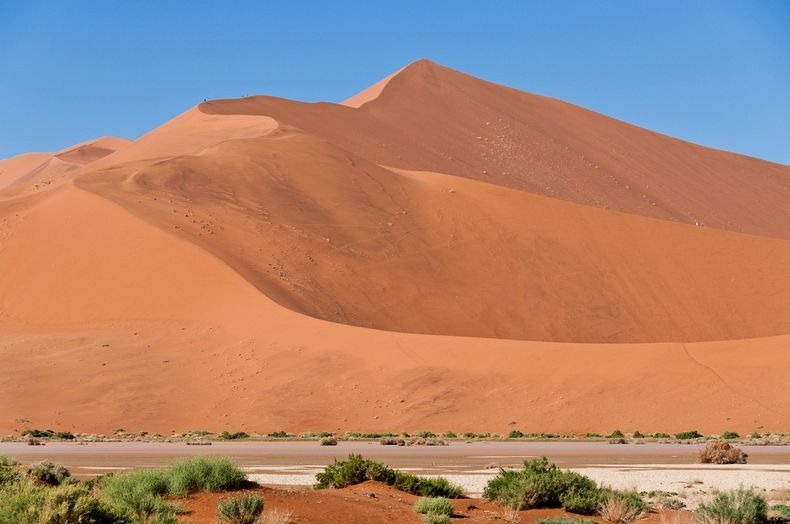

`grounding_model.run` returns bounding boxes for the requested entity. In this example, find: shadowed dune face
[78,131,790,343]
[1,59,789,433]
